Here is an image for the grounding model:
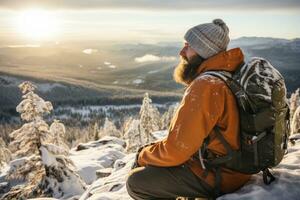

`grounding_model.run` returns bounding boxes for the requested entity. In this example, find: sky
[0,0,299,44]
